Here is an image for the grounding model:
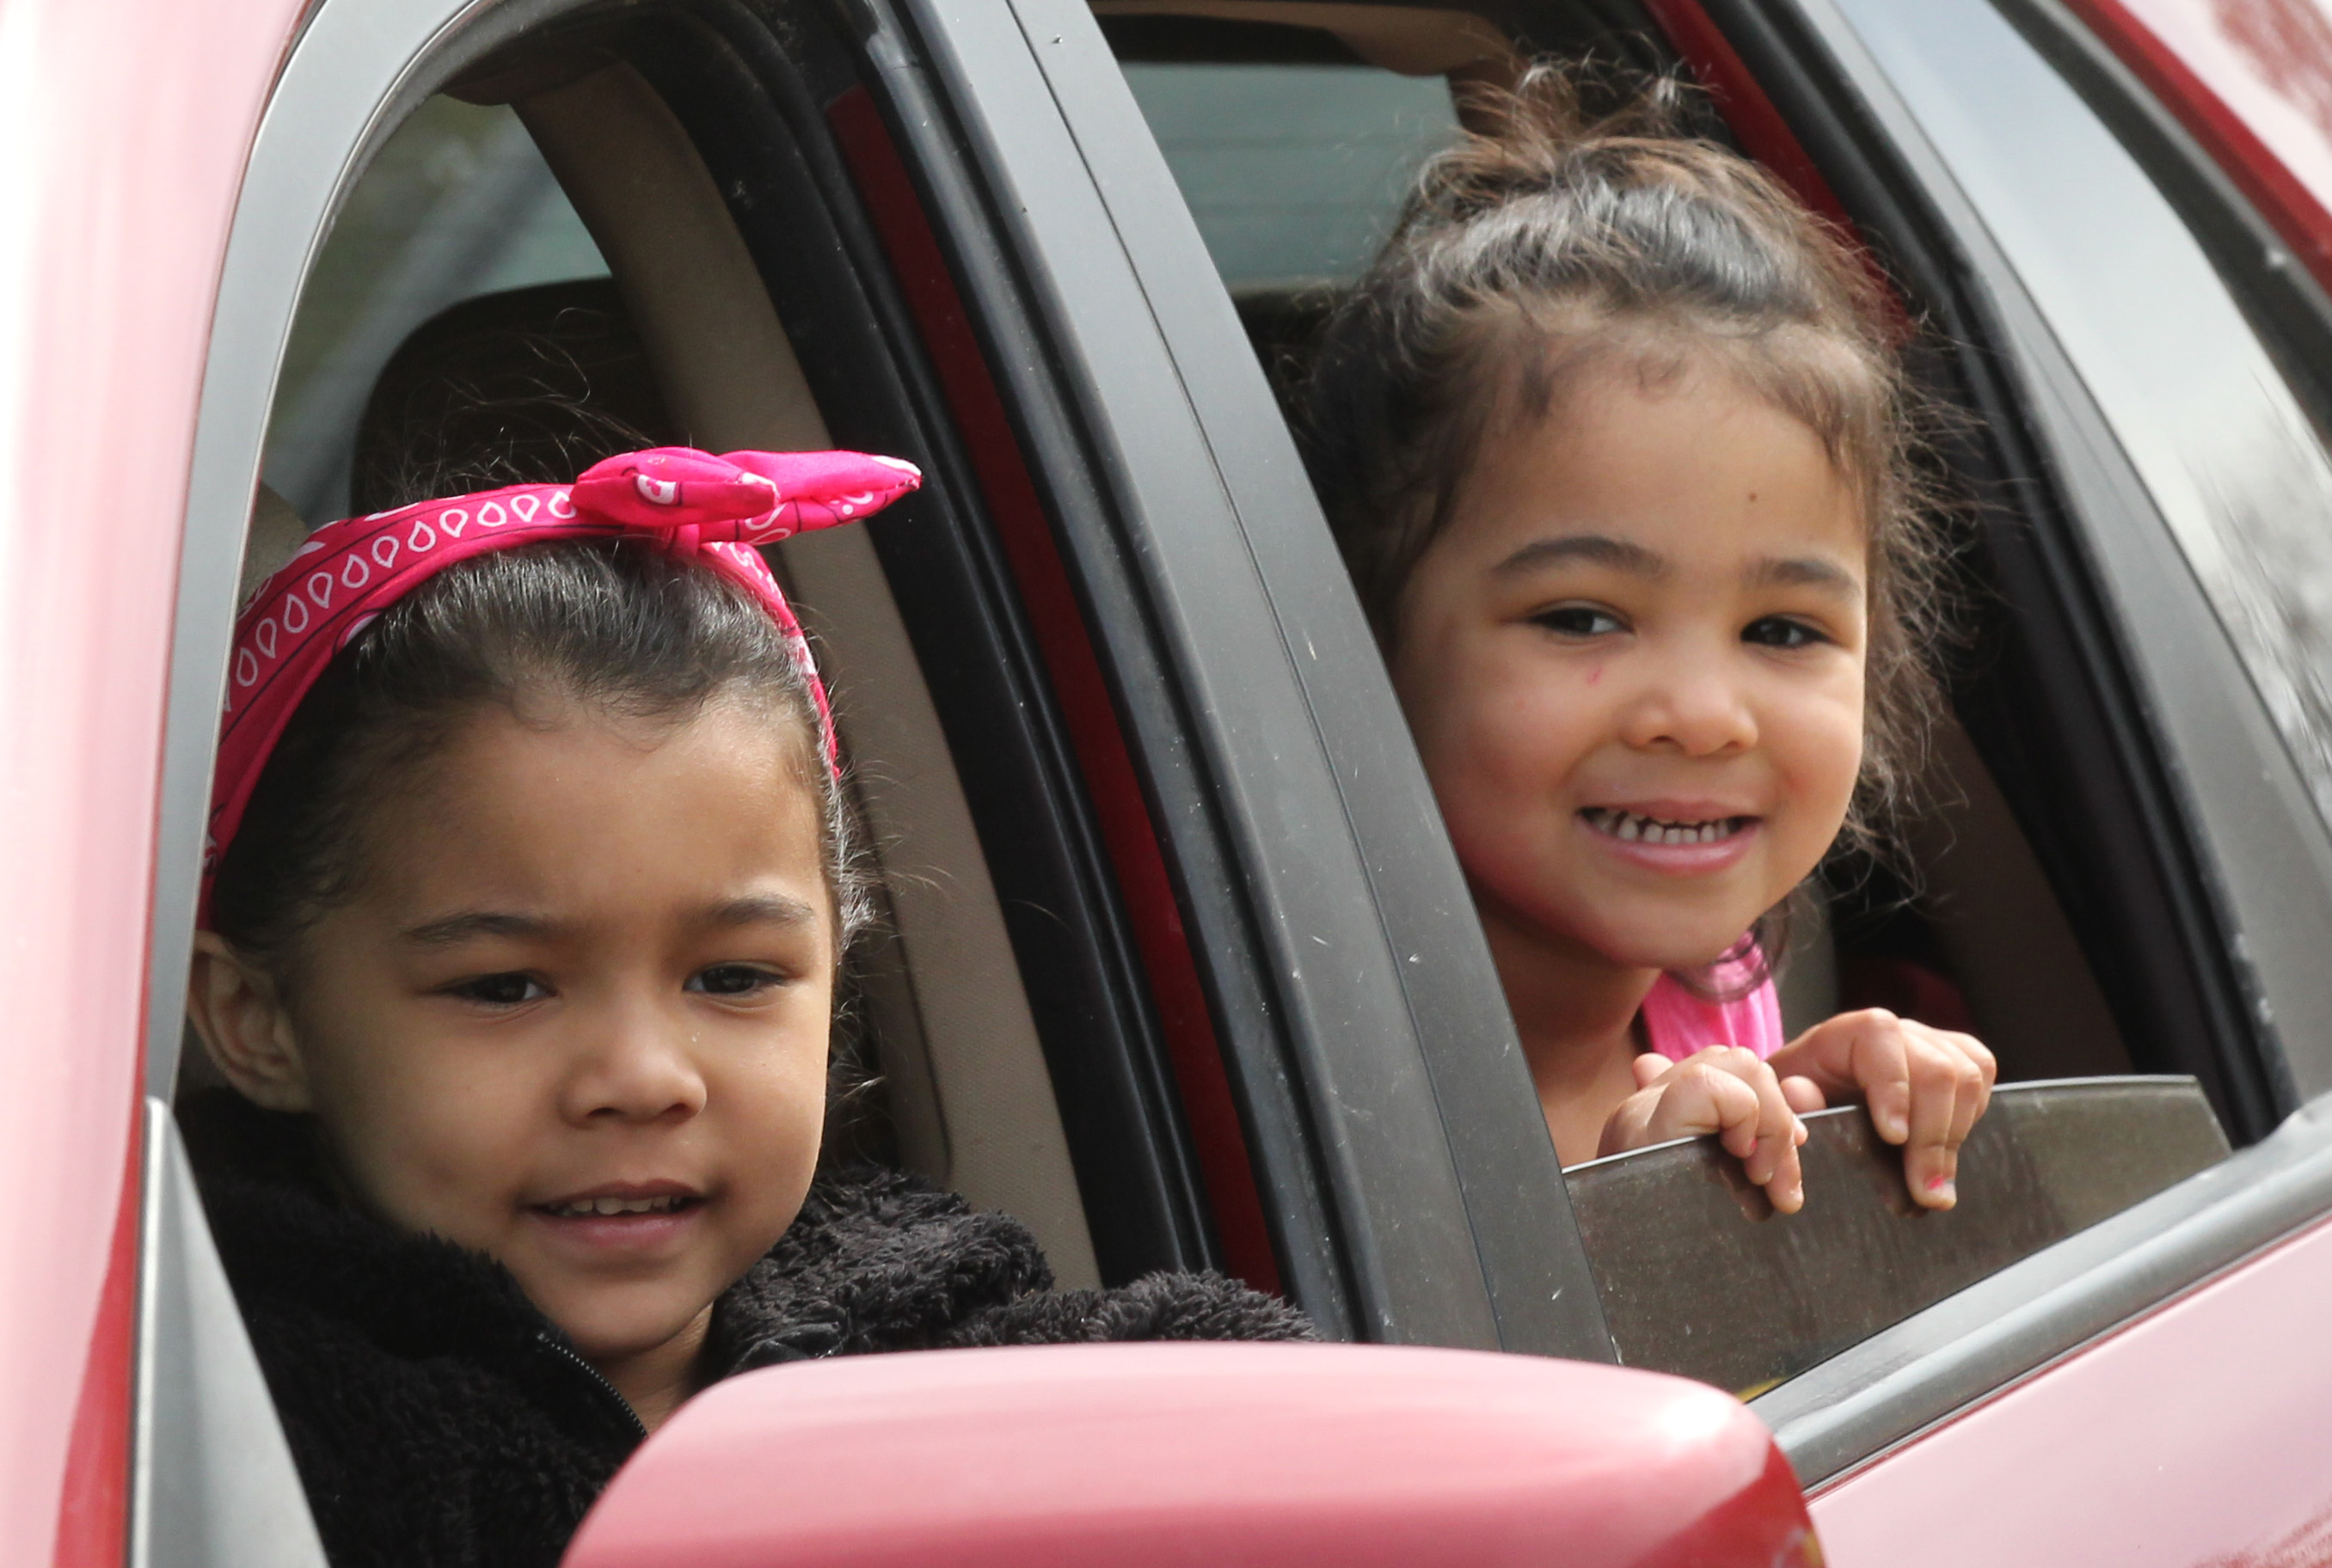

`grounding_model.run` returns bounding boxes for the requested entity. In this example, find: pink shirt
[1638,951,1786,1063]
